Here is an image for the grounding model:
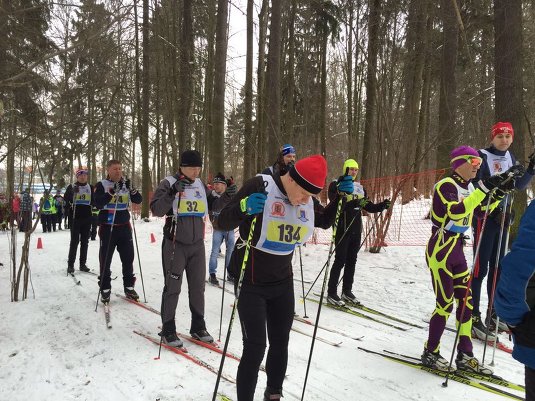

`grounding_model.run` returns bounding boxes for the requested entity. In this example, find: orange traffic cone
[150,233,156,243]
[37,237,43,249]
